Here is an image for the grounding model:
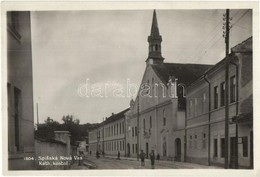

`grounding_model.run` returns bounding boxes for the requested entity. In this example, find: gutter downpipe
[230,59,239,169]
[203,74,211,166]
